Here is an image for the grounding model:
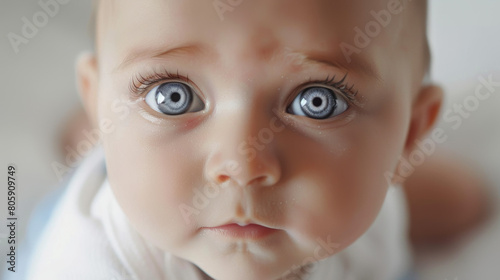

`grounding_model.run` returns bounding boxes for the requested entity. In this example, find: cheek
[280,98,409,248]
[98,94,202,250]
